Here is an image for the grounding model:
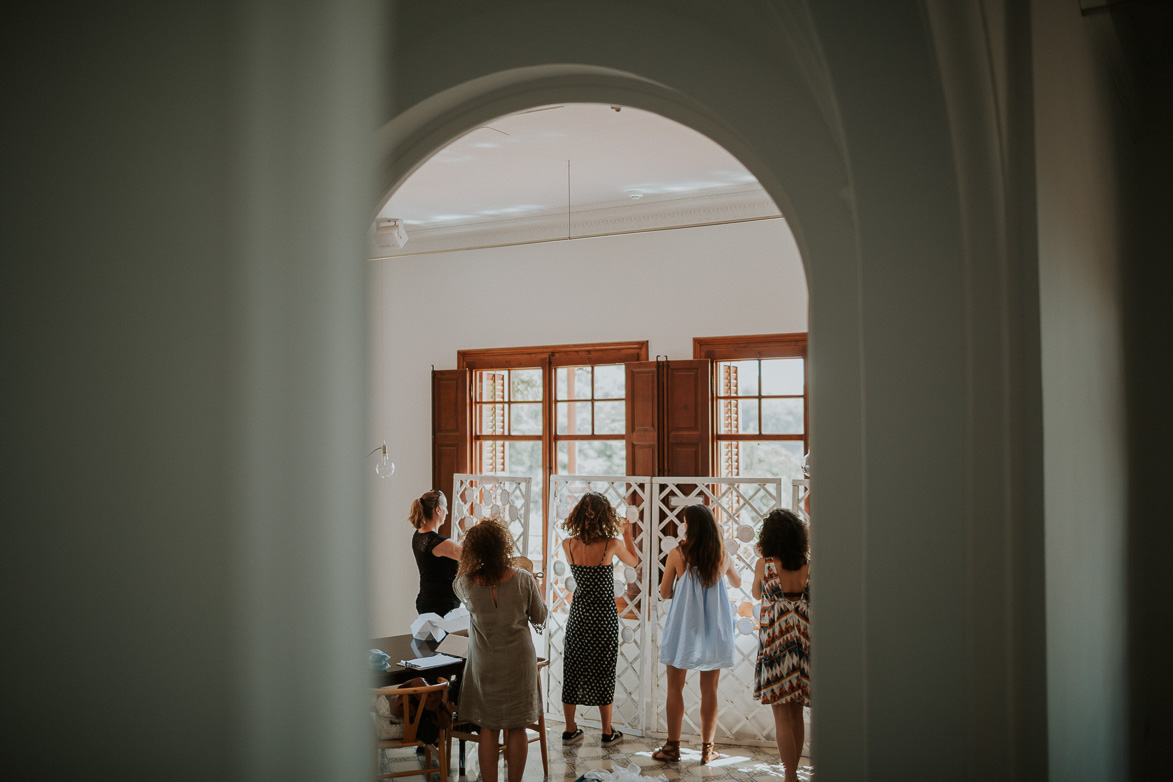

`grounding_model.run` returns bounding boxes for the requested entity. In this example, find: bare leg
[665,665,686,741]
[562,703,577,733]
[791,703,805,765]
[478,729,501,782]
[698,669,721,743]
[503,727,529,782]
[773,703,802,782]
[598,703,613,734]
